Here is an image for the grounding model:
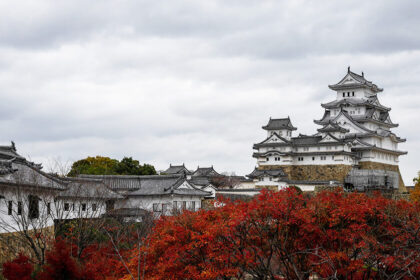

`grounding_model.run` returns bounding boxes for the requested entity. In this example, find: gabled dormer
[319,133,341,143]
[317,121,350,139]
[332,109,373,134]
